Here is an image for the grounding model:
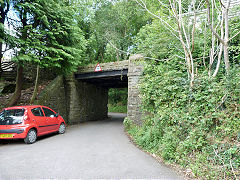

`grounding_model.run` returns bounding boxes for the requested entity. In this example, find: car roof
[4,105,44,110]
